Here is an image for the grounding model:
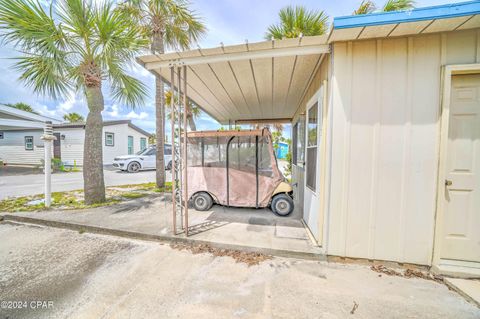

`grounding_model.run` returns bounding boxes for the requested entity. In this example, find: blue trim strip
[334,1,480,29]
